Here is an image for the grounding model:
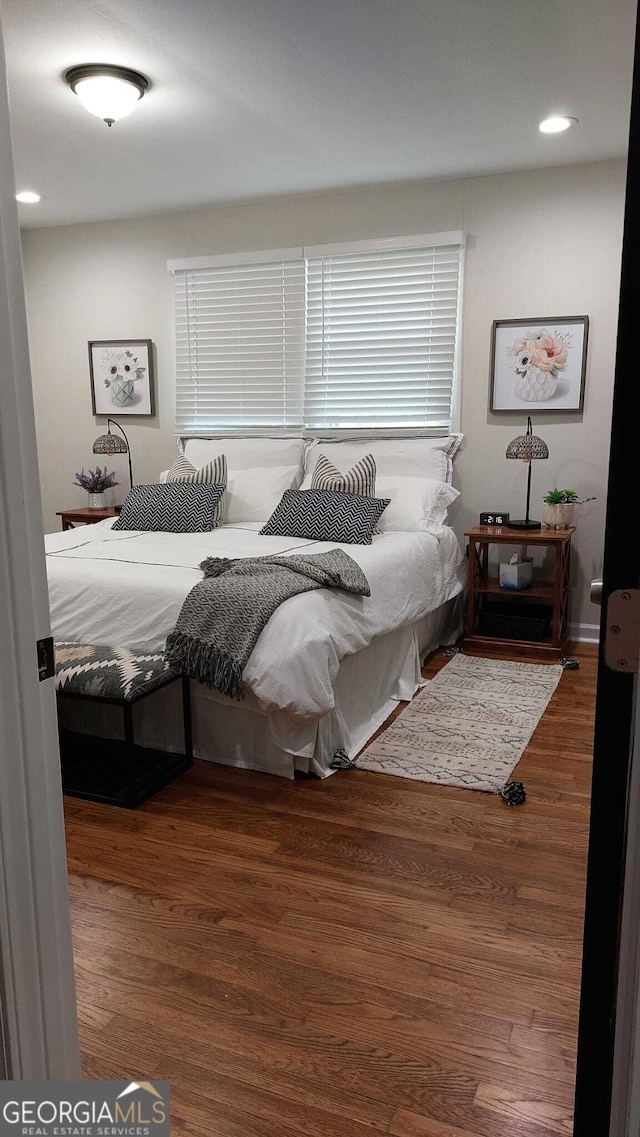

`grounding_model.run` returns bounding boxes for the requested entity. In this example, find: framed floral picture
[89,339,155,416]
[490,316,589,413]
